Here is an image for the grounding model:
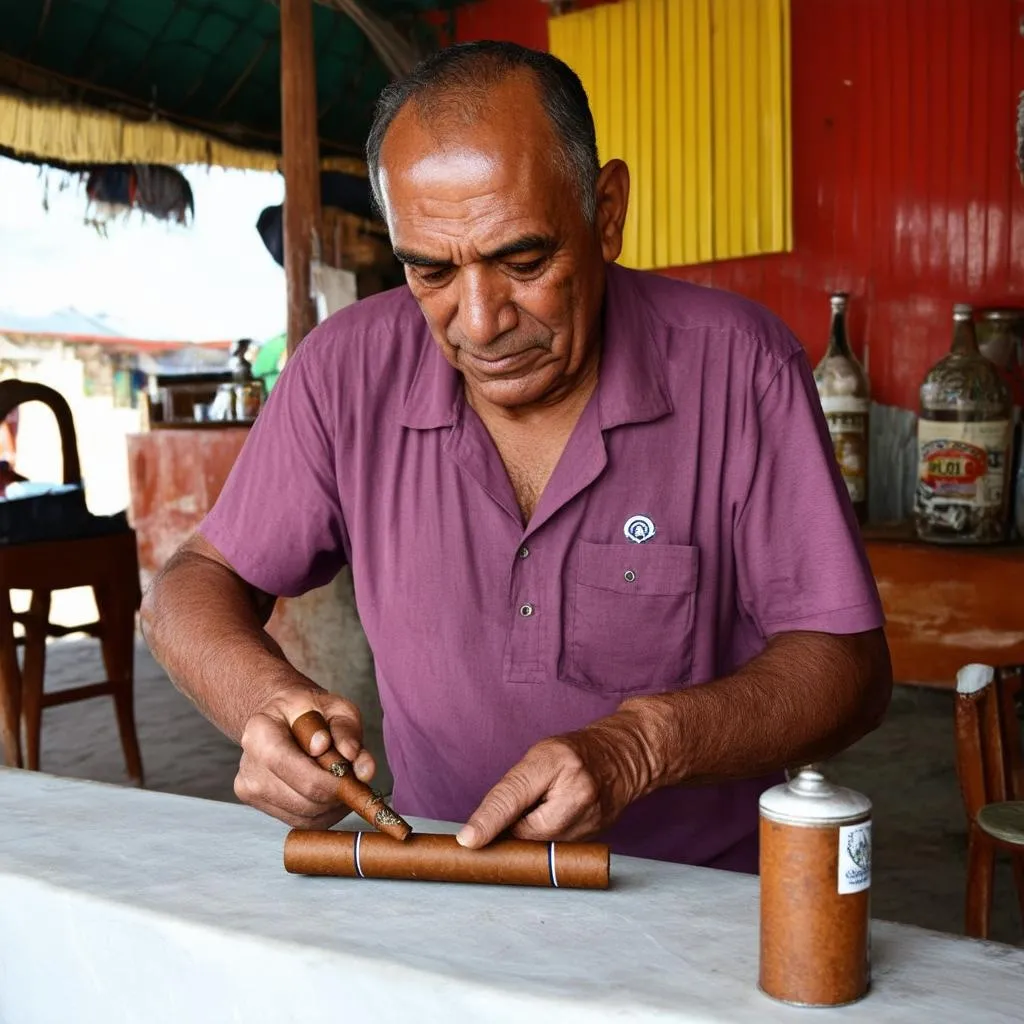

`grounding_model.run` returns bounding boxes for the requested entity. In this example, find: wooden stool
[0,380,143,784]
[953,663,1024,939]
